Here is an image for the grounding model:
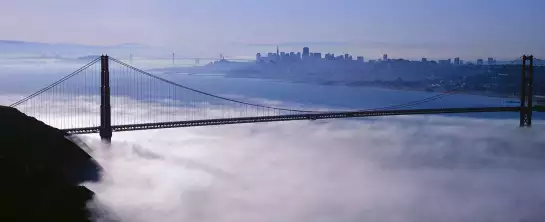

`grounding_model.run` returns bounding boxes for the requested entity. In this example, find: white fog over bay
[1,59,545,222]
